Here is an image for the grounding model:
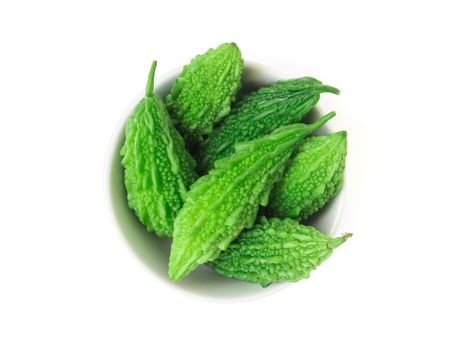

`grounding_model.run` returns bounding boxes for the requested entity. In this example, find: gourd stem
[311,85,341,95]
[306,111,336,134]
[328,233,352,249]
[145,60,157,98]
